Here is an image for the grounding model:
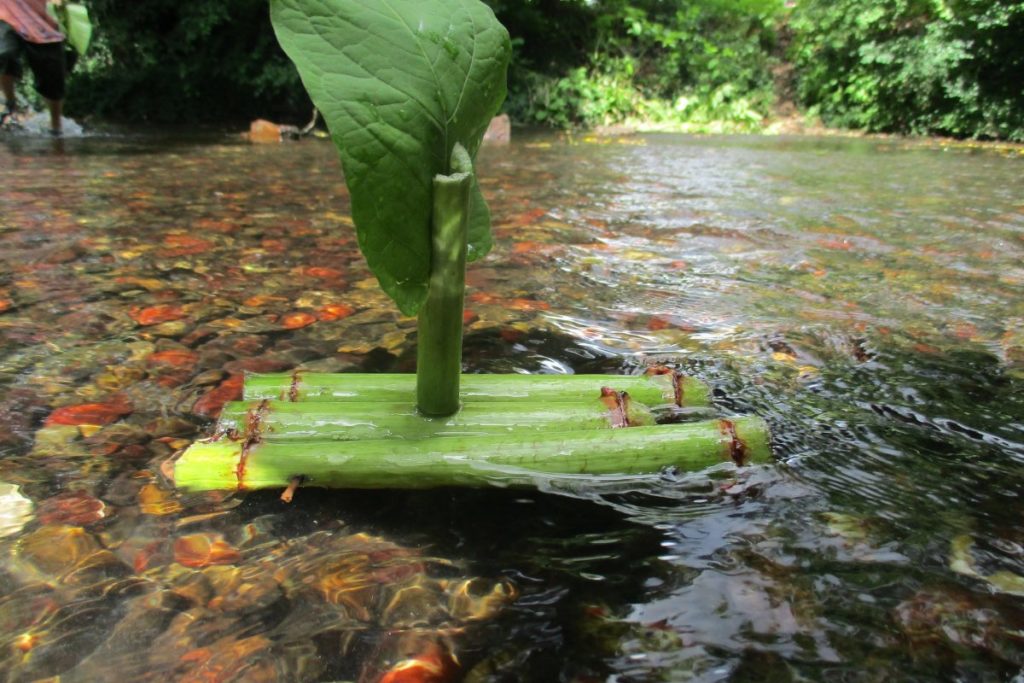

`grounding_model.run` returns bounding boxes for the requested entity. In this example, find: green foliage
[495,0,784,130]
[790,0,1024,140]
[270,0,509,315]
[510,61,641,129]
[50,0,1021,140]
[65,0,310,124]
